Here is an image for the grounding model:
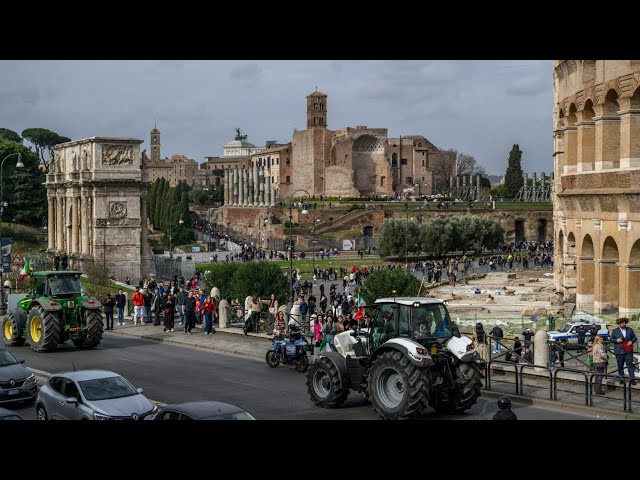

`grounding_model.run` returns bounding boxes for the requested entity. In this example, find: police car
[547,315,609,346]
